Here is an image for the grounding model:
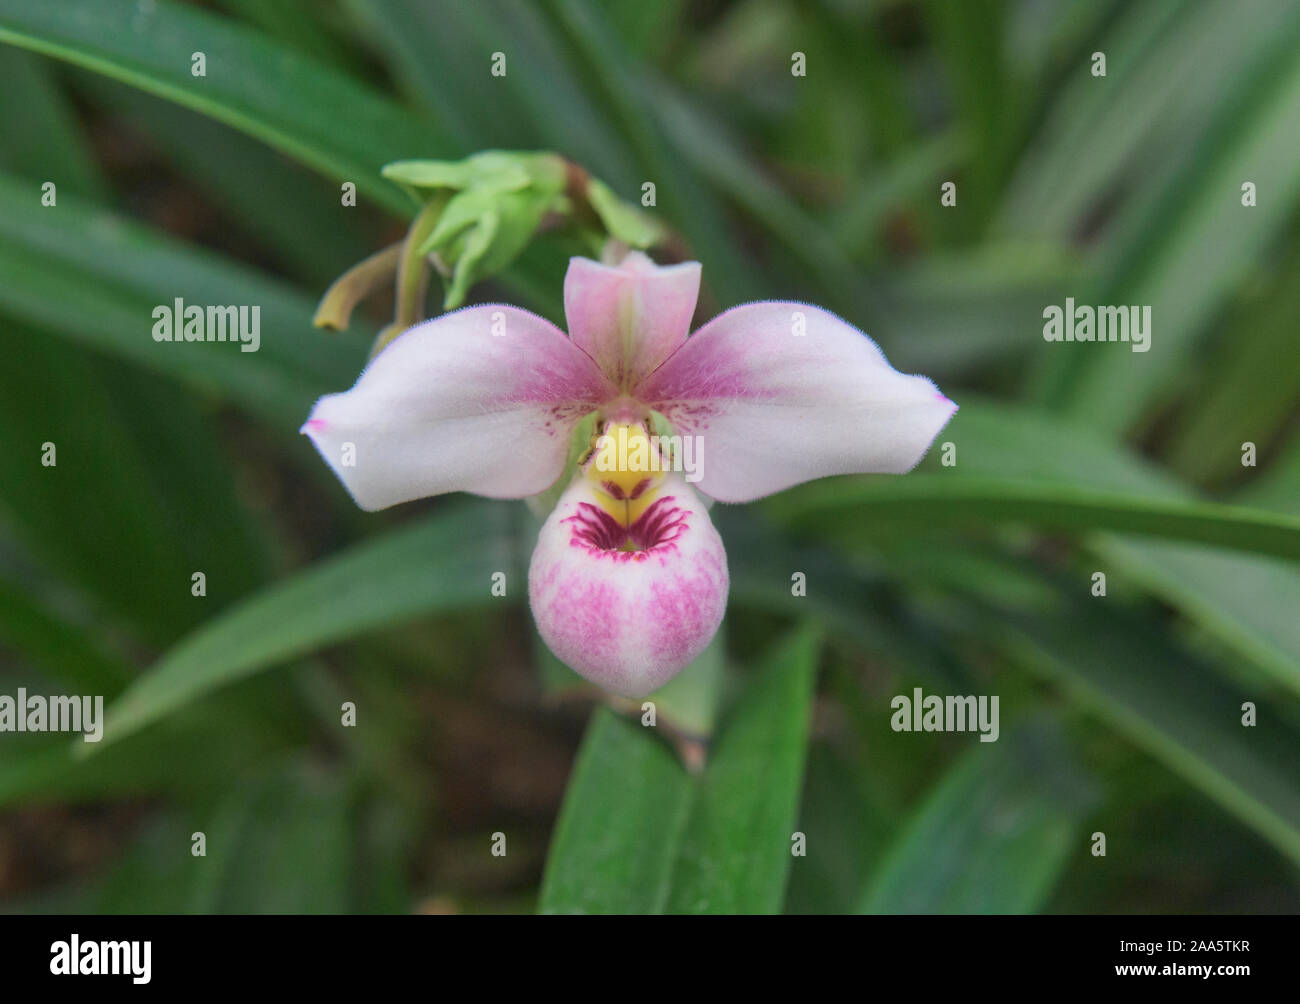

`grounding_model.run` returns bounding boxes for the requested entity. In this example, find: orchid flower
[302,252,956,697]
